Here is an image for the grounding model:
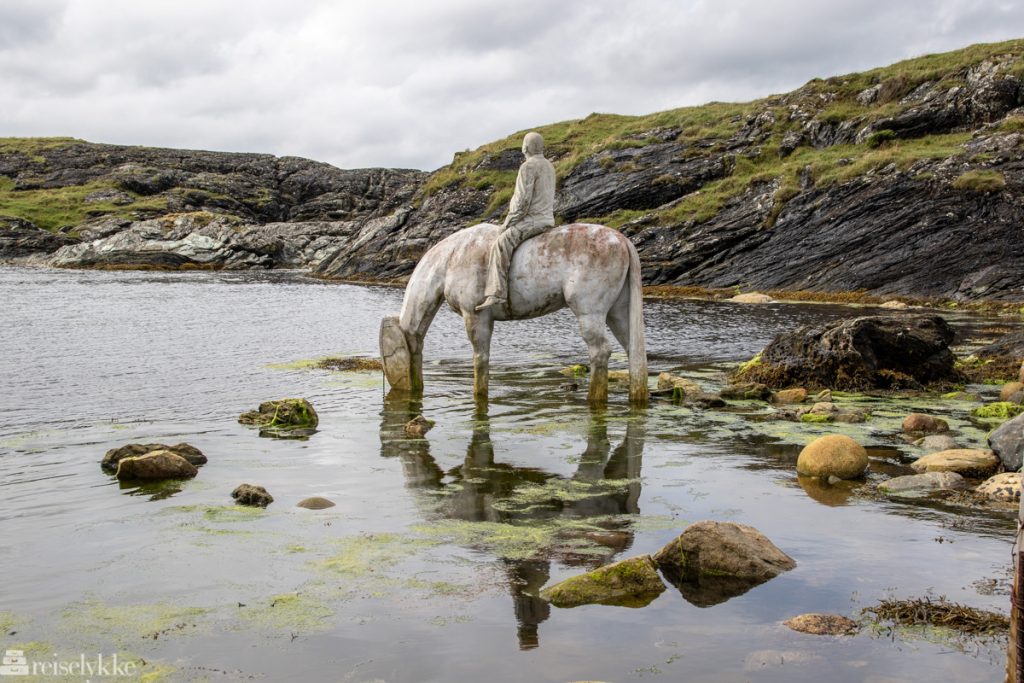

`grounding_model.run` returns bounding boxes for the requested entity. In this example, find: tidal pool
[0,266,1015,682]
